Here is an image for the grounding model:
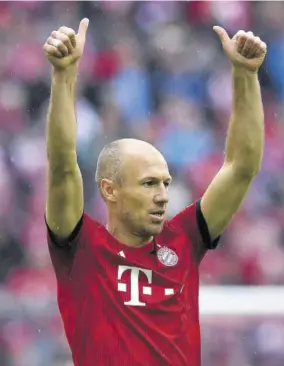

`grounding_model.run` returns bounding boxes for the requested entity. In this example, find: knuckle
[247,37,254,44]
[246,34,254,41]
[59,26,75,38]
[51,30,59,38]
[66,28,75,36]
[61,34,69,42]
[236,30,245,36]
[53,38,61,45]
[68,32,75,41]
